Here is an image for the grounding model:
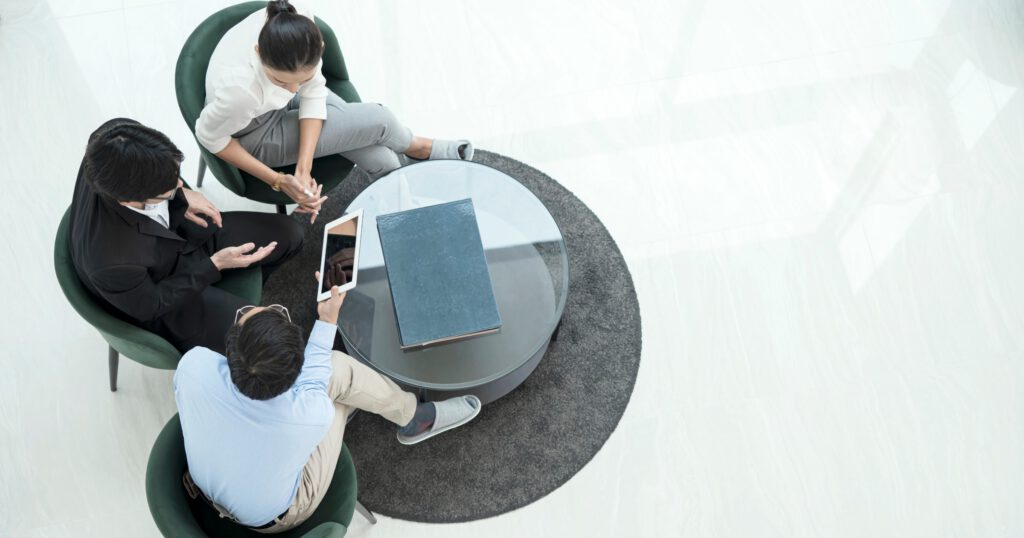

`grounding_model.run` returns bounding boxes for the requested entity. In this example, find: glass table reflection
[338,160,568,404]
